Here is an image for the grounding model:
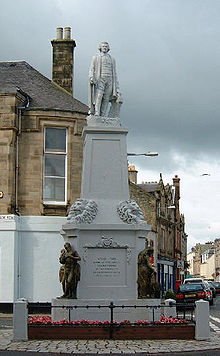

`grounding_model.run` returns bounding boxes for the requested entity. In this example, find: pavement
[0,328,220,354]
